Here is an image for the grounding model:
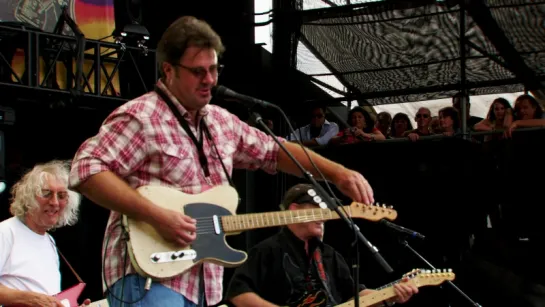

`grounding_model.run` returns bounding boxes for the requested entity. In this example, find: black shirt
[226,228,365,306]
